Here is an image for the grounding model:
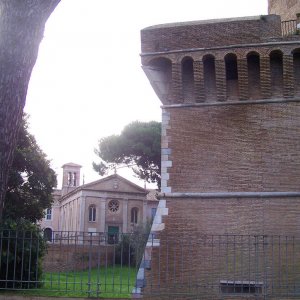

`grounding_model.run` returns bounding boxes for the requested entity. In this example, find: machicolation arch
[181,56,195,103]
[143,45,300,105]
[225,53,239,100]
[203,54,217,101]
[270,50,284,98]
[247,52,261,99]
